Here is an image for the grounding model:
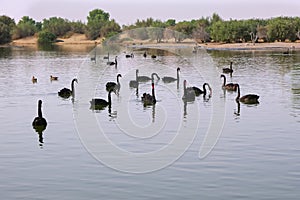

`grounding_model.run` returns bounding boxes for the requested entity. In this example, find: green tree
[38,31,57,44]
[13,16,38,39]
[0,15,15,44]
[86,9,115,40]
[43,17,71,36]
